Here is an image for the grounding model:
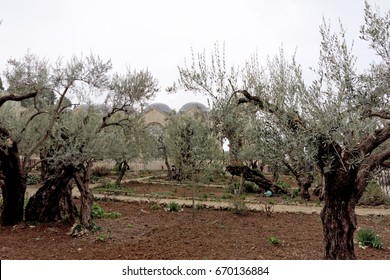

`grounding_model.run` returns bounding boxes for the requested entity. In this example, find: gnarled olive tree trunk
[0,127,26,226]
[73,162,94,226]
[320,169,358,259]
[25,165,77,224]
[226,165,288,194]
